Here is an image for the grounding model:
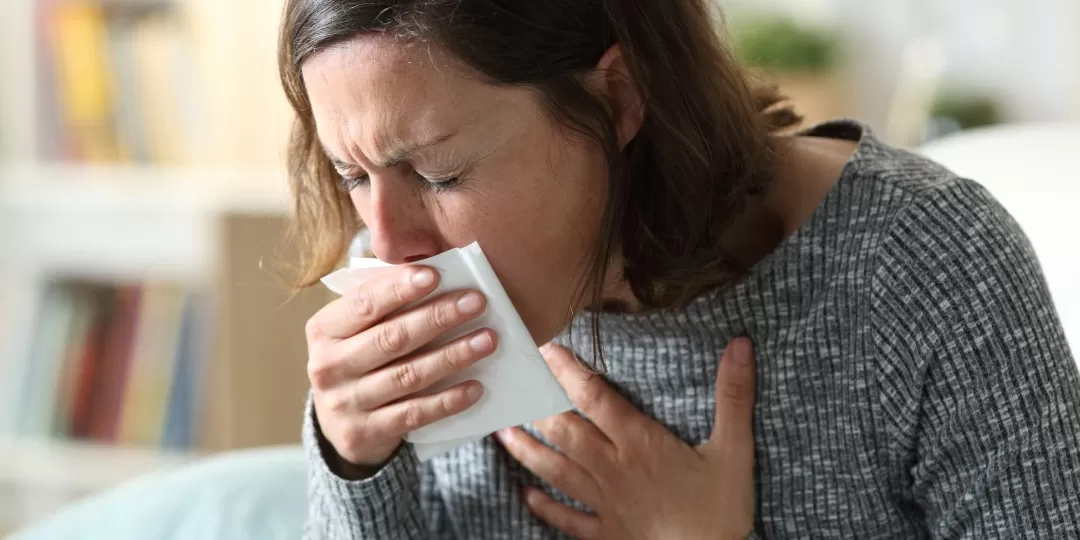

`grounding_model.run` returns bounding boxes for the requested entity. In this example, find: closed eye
[336,167,465,193]
[415,171,461,193]
[338,173,369,191]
